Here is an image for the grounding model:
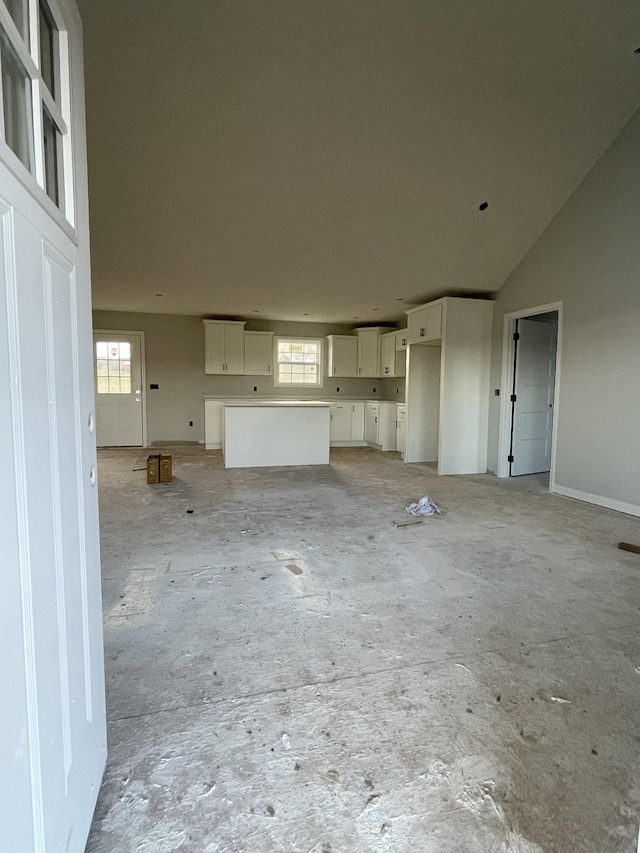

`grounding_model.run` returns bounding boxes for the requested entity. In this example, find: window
[95,341,132,395]
[274,337,323,387]
[0,0,70,217]
[0,28,32,169]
